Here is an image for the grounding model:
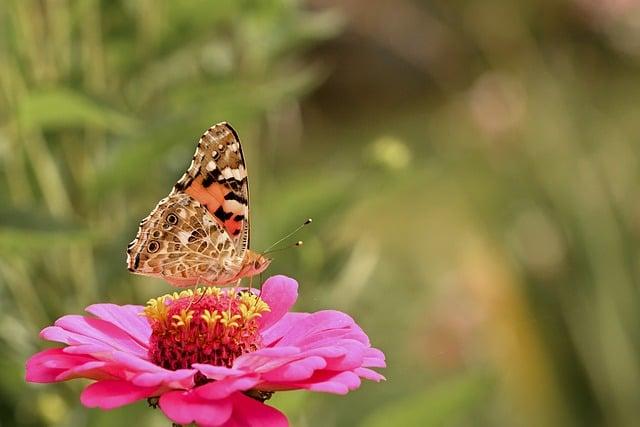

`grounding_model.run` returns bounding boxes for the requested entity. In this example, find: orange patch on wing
[221,214,243,237]
[186,176,225,211]
[185,177,243,236]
